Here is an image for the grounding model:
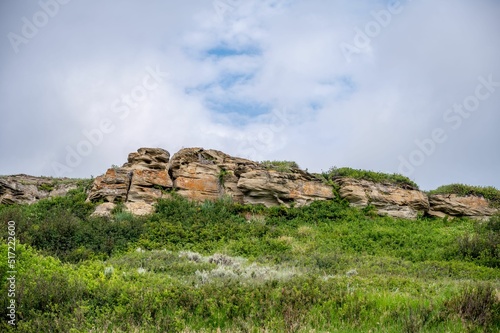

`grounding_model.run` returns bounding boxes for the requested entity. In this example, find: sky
[0,0,499,191]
